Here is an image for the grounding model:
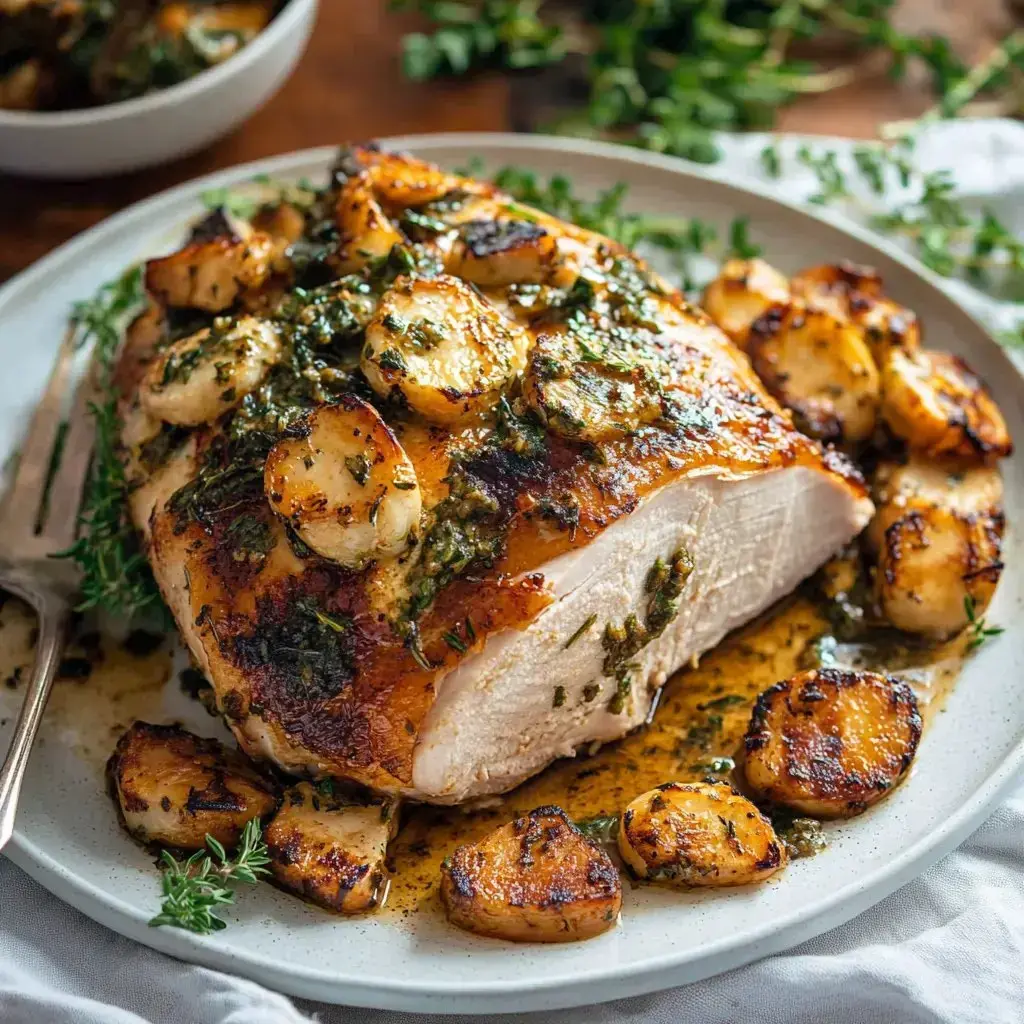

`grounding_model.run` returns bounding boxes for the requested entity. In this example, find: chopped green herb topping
[602,547,694,676]
[574,815,620,845]
[772,812,827,860]
[345,453,372,486]
[564,613,597,650]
